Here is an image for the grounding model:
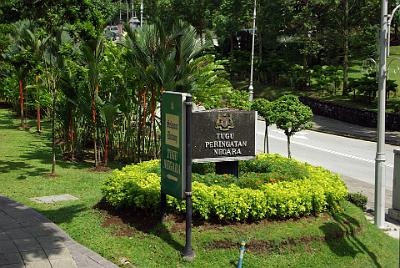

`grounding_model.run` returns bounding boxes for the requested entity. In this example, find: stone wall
[299,96,400,131]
